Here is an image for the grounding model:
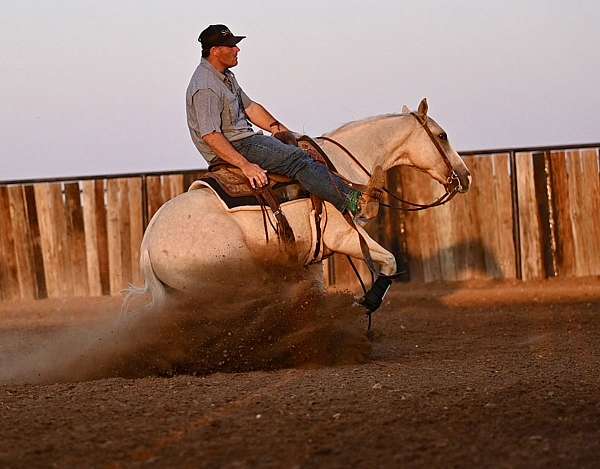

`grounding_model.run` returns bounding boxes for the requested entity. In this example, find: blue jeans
[233,134,354,212]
